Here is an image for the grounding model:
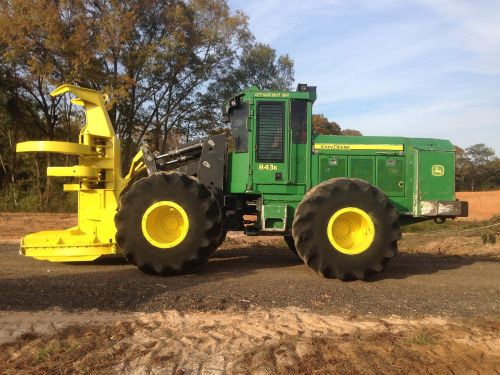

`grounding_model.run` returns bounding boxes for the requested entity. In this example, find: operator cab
[223,84,316,151]
[223,84,316,194]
